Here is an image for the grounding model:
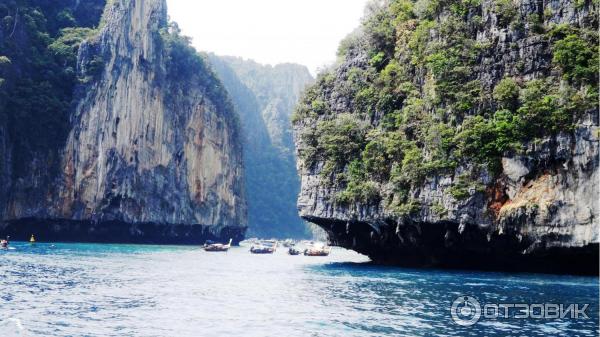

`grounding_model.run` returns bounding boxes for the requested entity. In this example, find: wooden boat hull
[304,247,331,256]
[250,248,275,254]
[204,246,230,252]
[304,251,329,256]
